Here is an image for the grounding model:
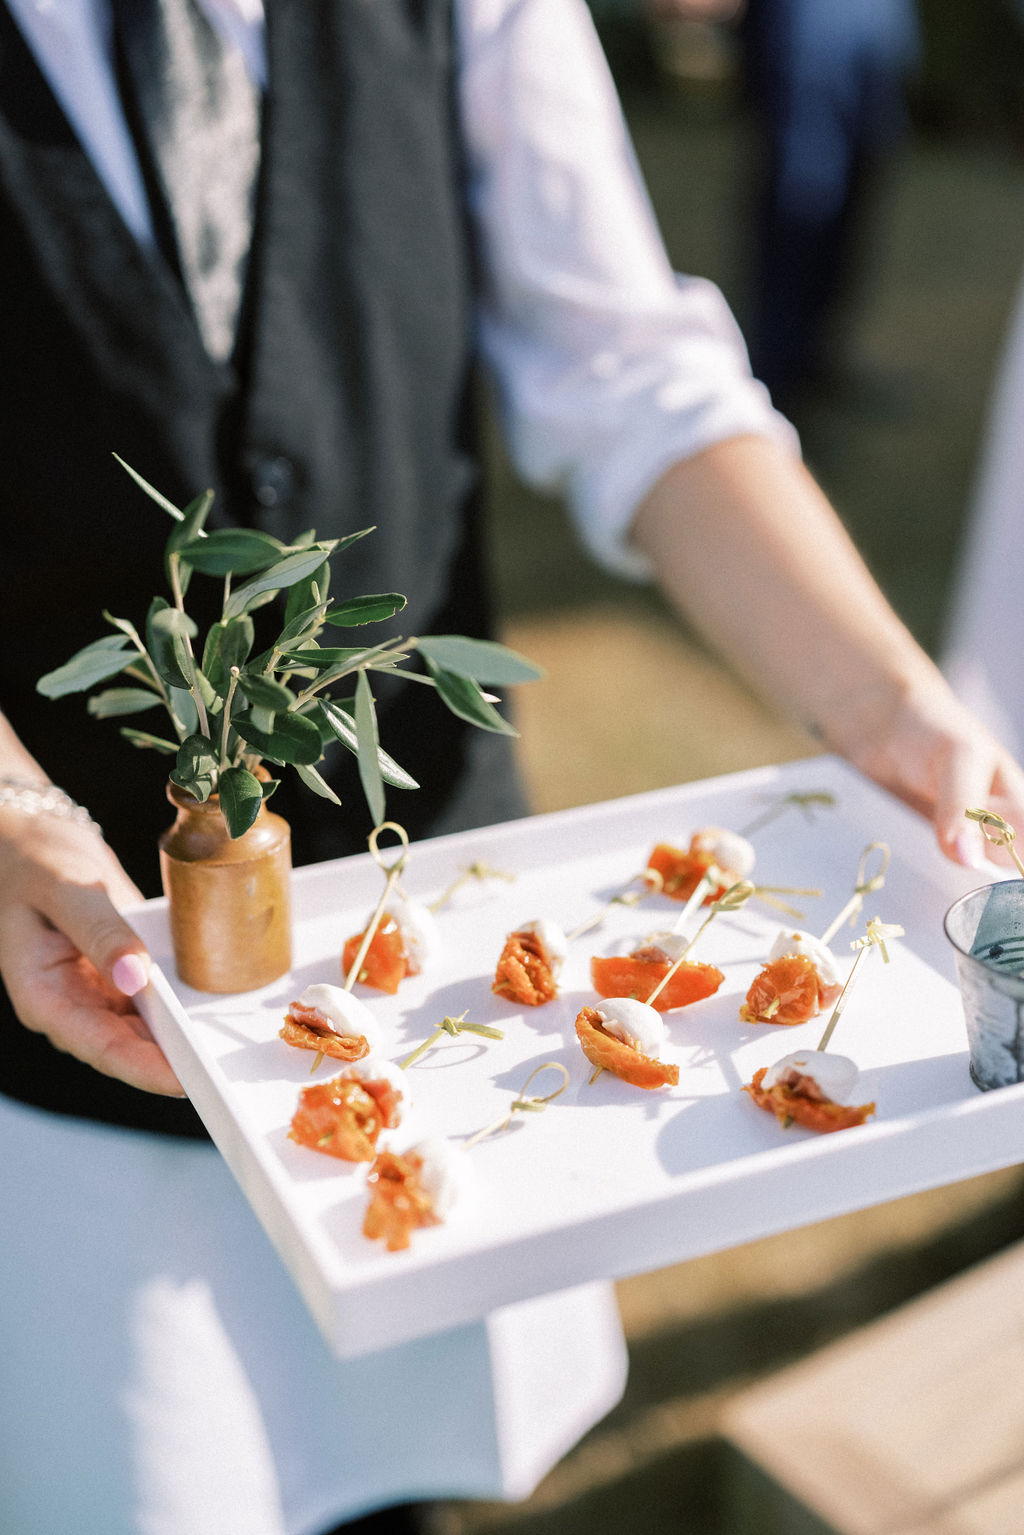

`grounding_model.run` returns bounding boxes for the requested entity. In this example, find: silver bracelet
[0,777,102,835]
